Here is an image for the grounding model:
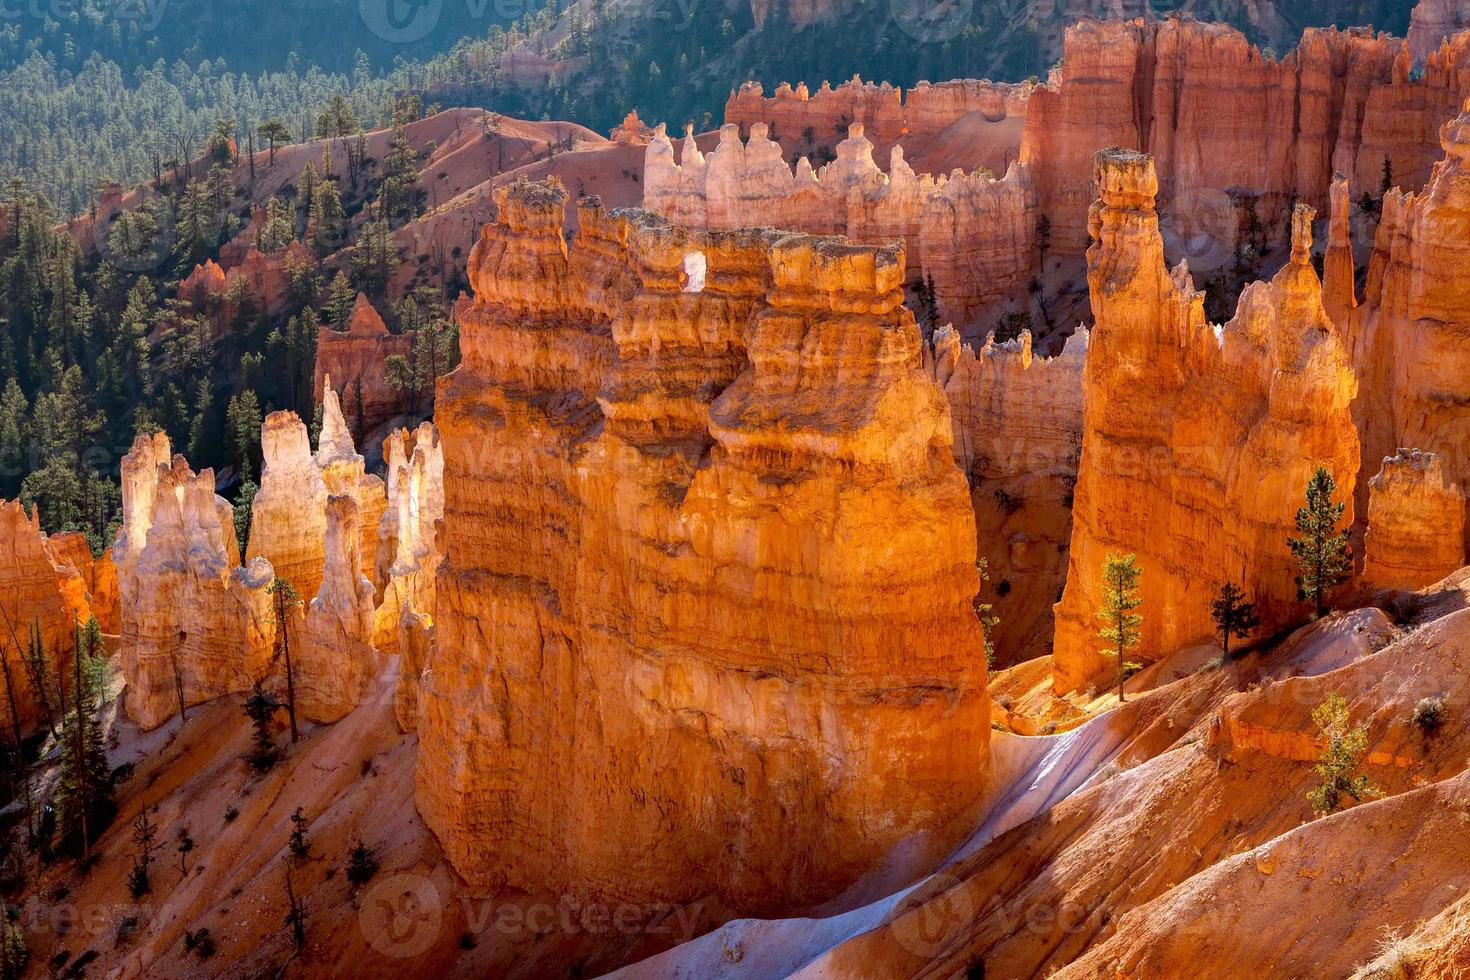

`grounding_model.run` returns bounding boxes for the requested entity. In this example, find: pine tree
[177,827,195,876]
[284,858,307,949]
[20,619,54,737]
[1306,692,1381,815]
[242,681,281,771]
[973,556,1000,669]
[233,480,257,556]
[289,806,309,862]
[54,617,113,858]
[258,119,291,166]
[225,390,262,482]
[1288,467,1351,617]
[1096,552,1143,703]
[127,807,159,898]
[268,578,301,742]
[1209,582,1260,660]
